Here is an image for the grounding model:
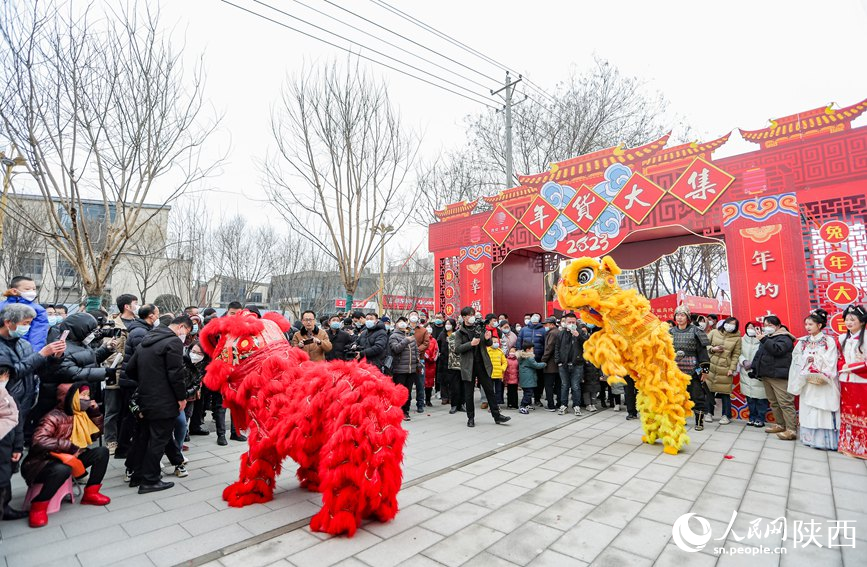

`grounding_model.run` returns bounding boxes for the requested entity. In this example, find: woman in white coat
[788,309,840,450]
[738,322,768,427]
